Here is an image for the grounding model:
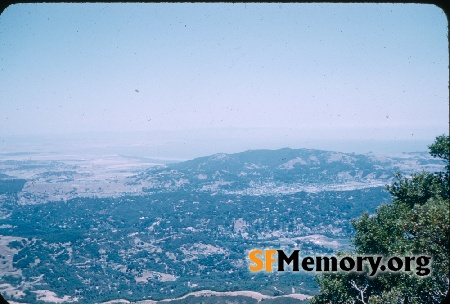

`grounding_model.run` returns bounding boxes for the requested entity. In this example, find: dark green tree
[311,135,449,304]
